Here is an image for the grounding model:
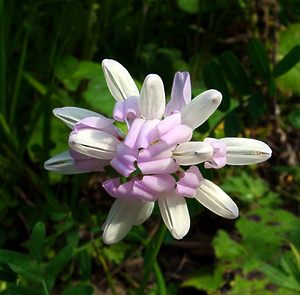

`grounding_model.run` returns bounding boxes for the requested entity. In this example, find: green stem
[98,254,117,295]
[91,240,117,295]
[153,262,167,295]
[137,222,167,295]
[42,280,49,295]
